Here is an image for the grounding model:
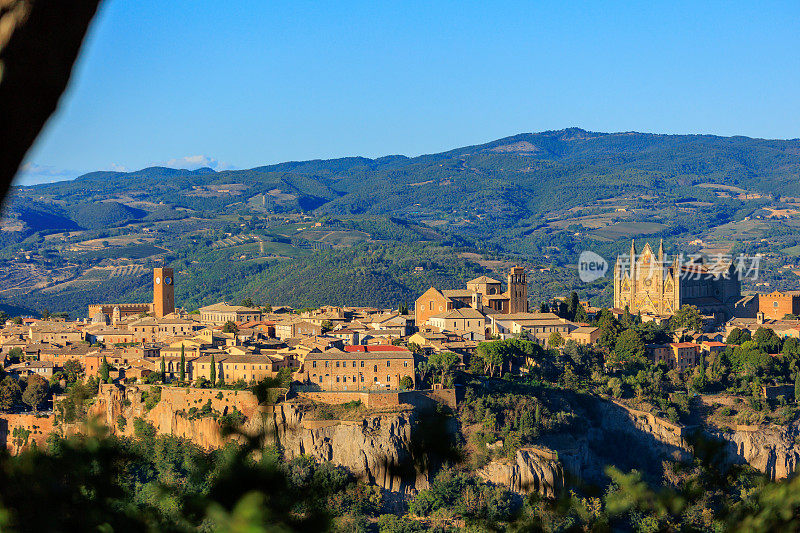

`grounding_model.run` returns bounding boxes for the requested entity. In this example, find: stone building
[88,267,176,320]
[199,302,262,325]
[646,342,702,371]
[302,345,415,391]
[415,267,528,328]
[758,290,800,320]
[613,240,749,322]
